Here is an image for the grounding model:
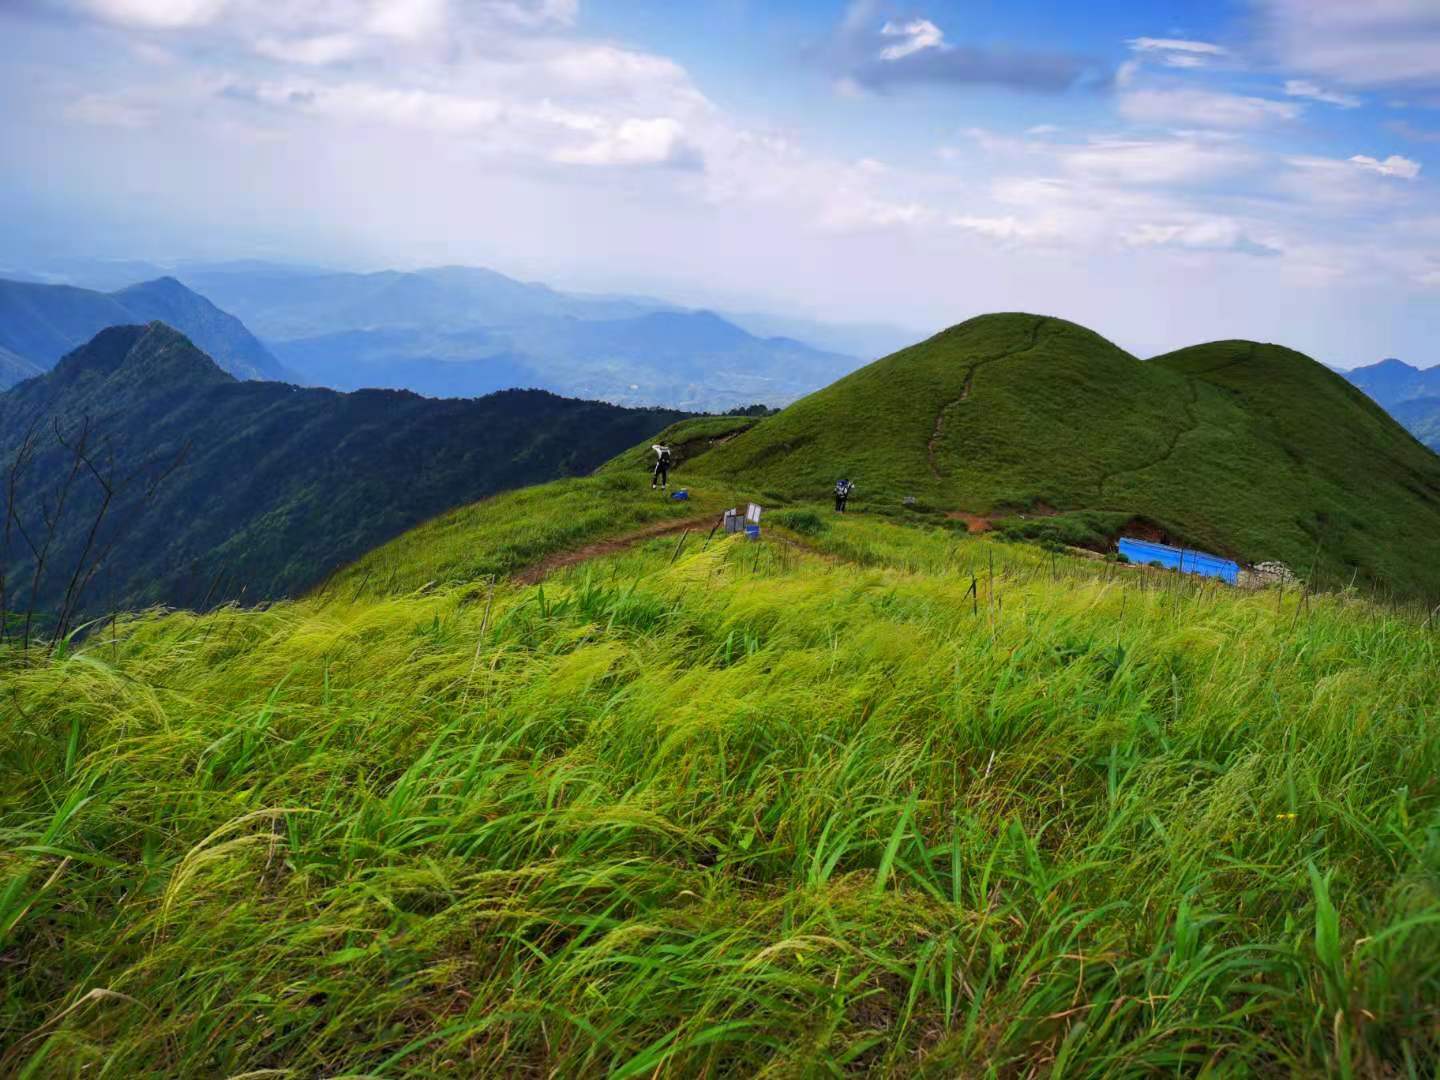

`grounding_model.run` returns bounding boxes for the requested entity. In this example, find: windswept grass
[327,472,729,598]
[2,517,1439,1076]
